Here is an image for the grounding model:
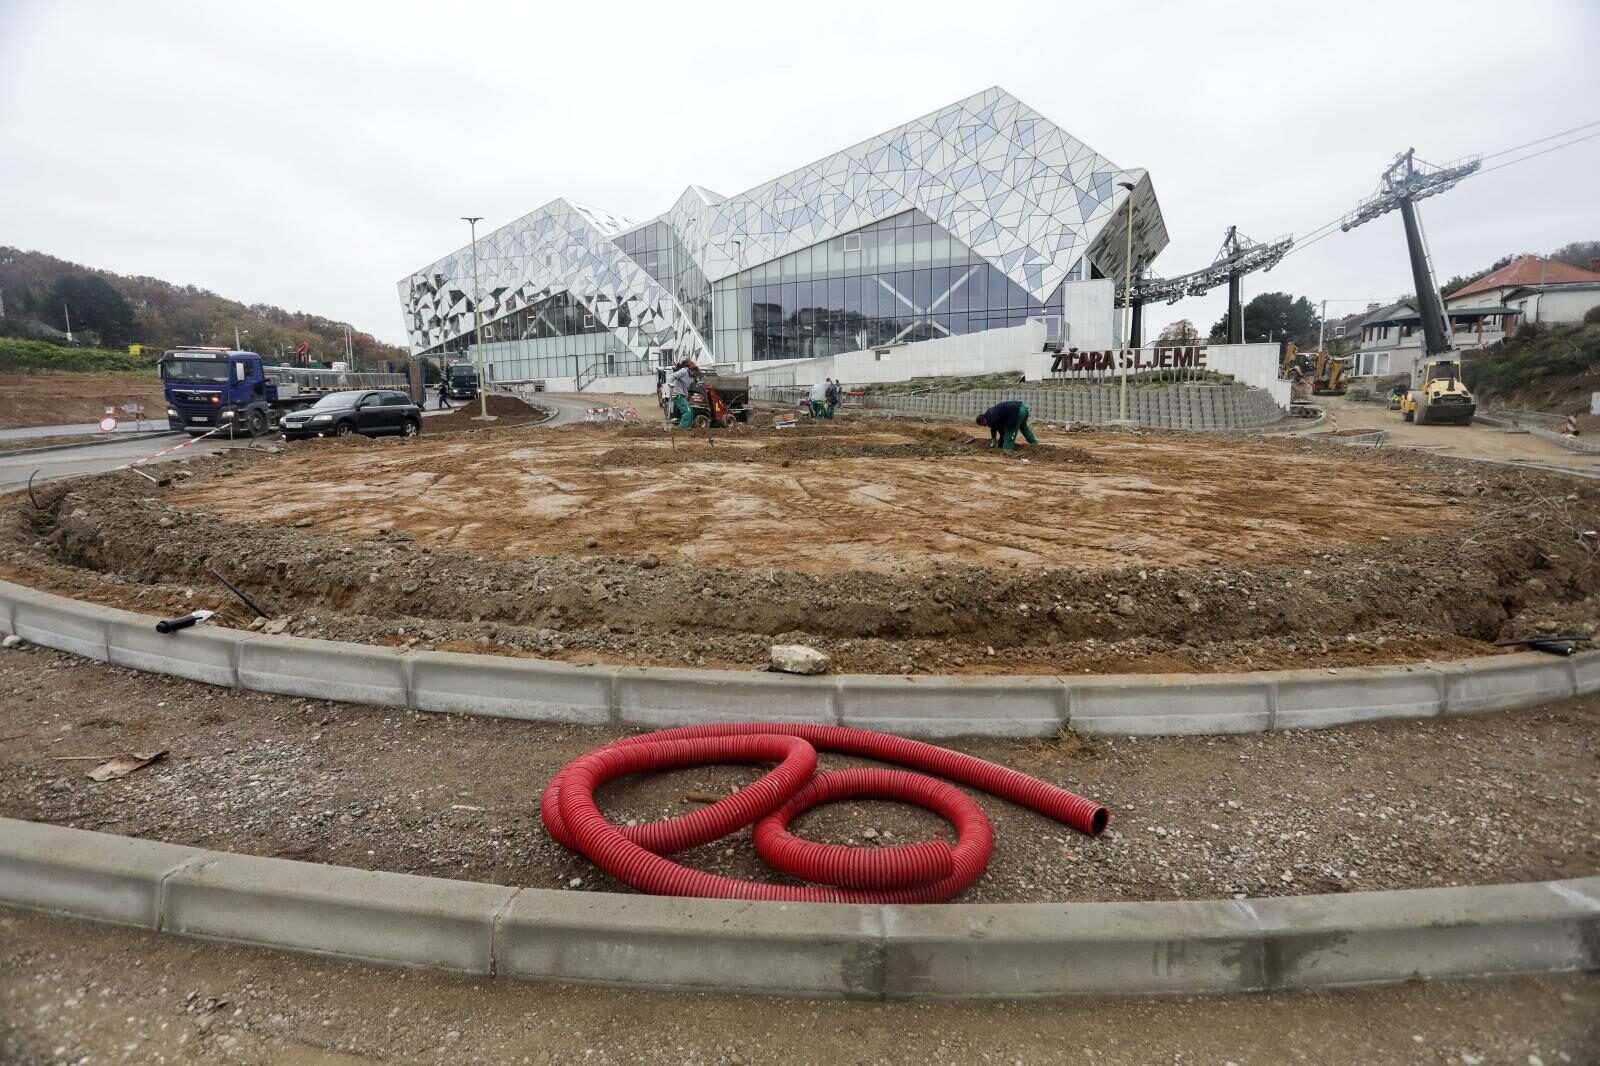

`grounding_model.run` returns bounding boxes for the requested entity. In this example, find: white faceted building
[398,86,1168,387]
